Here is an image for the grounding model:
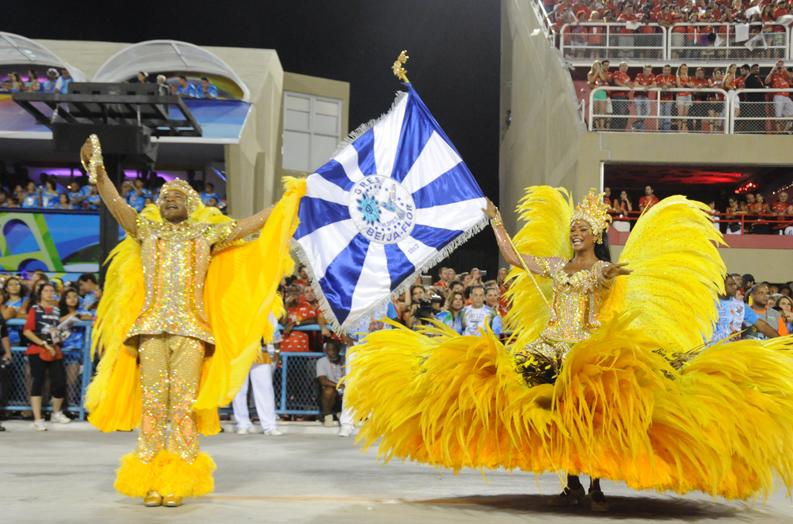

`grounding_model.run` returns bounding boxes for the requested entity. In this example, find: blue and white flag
[293,85,487,332]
